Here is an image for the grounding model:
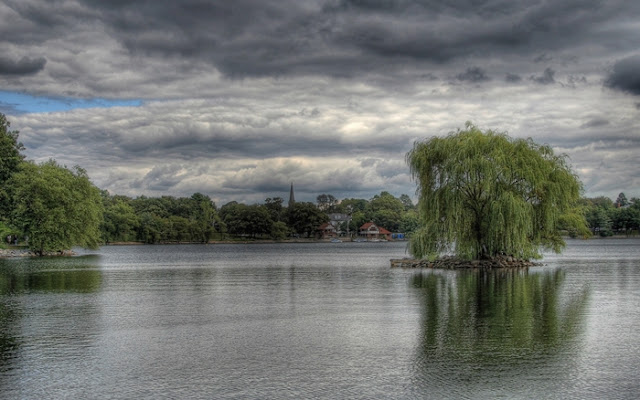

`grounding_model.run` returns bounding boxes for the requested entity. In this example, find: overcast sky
[1,0,639,205]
